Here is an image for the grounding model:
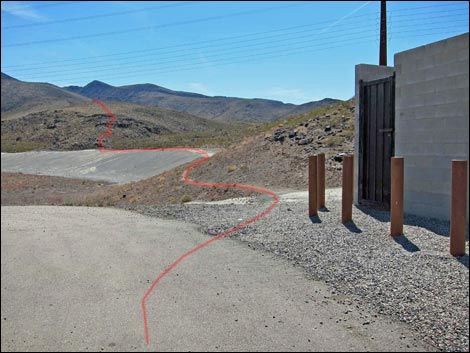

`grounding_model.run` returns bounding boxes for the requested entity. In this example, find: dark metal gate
[358,74,395,208]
